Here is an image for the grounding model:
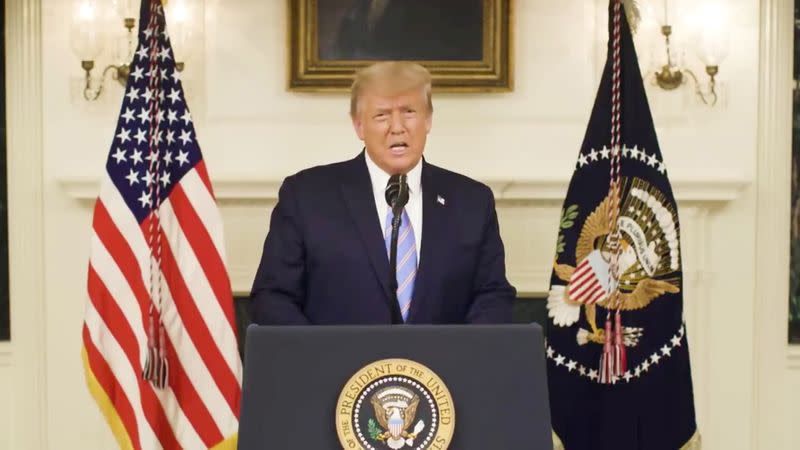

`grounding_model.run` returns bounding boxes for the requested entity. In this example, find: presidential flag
[81,1,242,448]
[545,1,699,449]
